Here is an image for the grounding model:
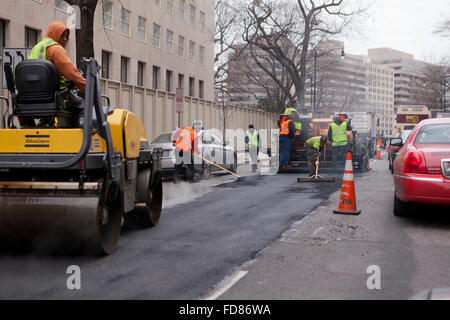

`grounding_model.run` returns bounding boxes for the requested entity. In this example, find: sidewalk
[213,158,450,300]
